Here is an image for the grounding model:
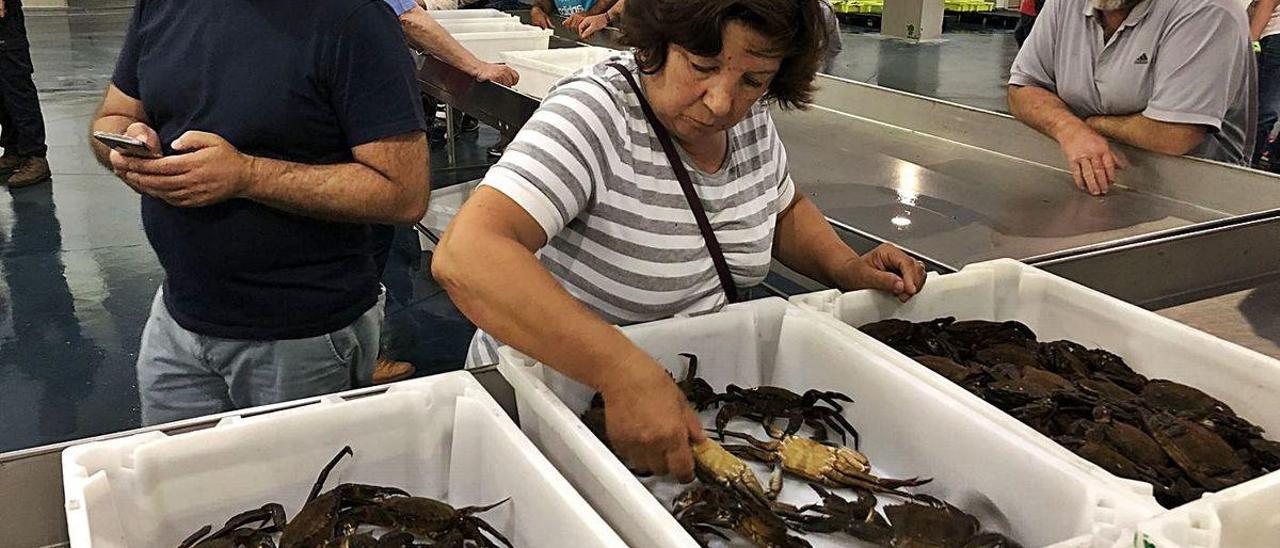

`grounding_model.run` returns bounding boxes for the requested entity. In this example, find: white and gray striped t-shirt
[467,52,796,366]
